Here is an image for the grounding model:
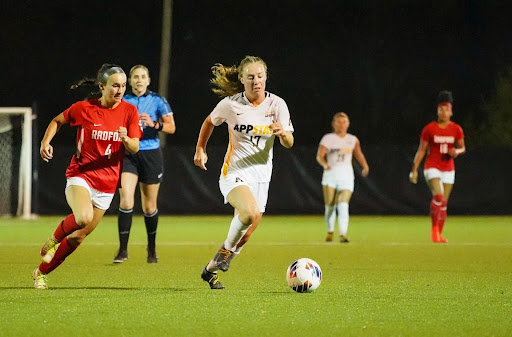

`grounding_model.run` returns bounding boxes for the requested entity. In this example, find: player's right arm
[40,113,68,162]
[409,139,429,184]
[194,115,215,170]
[316,144,331,170]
